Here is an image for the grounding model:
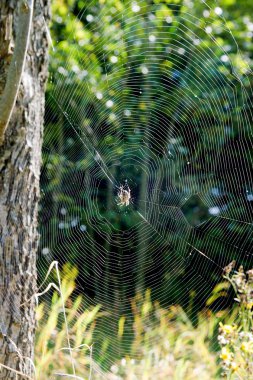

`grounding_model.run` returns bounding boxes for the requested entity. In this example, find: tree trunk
[0,1,49,378]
